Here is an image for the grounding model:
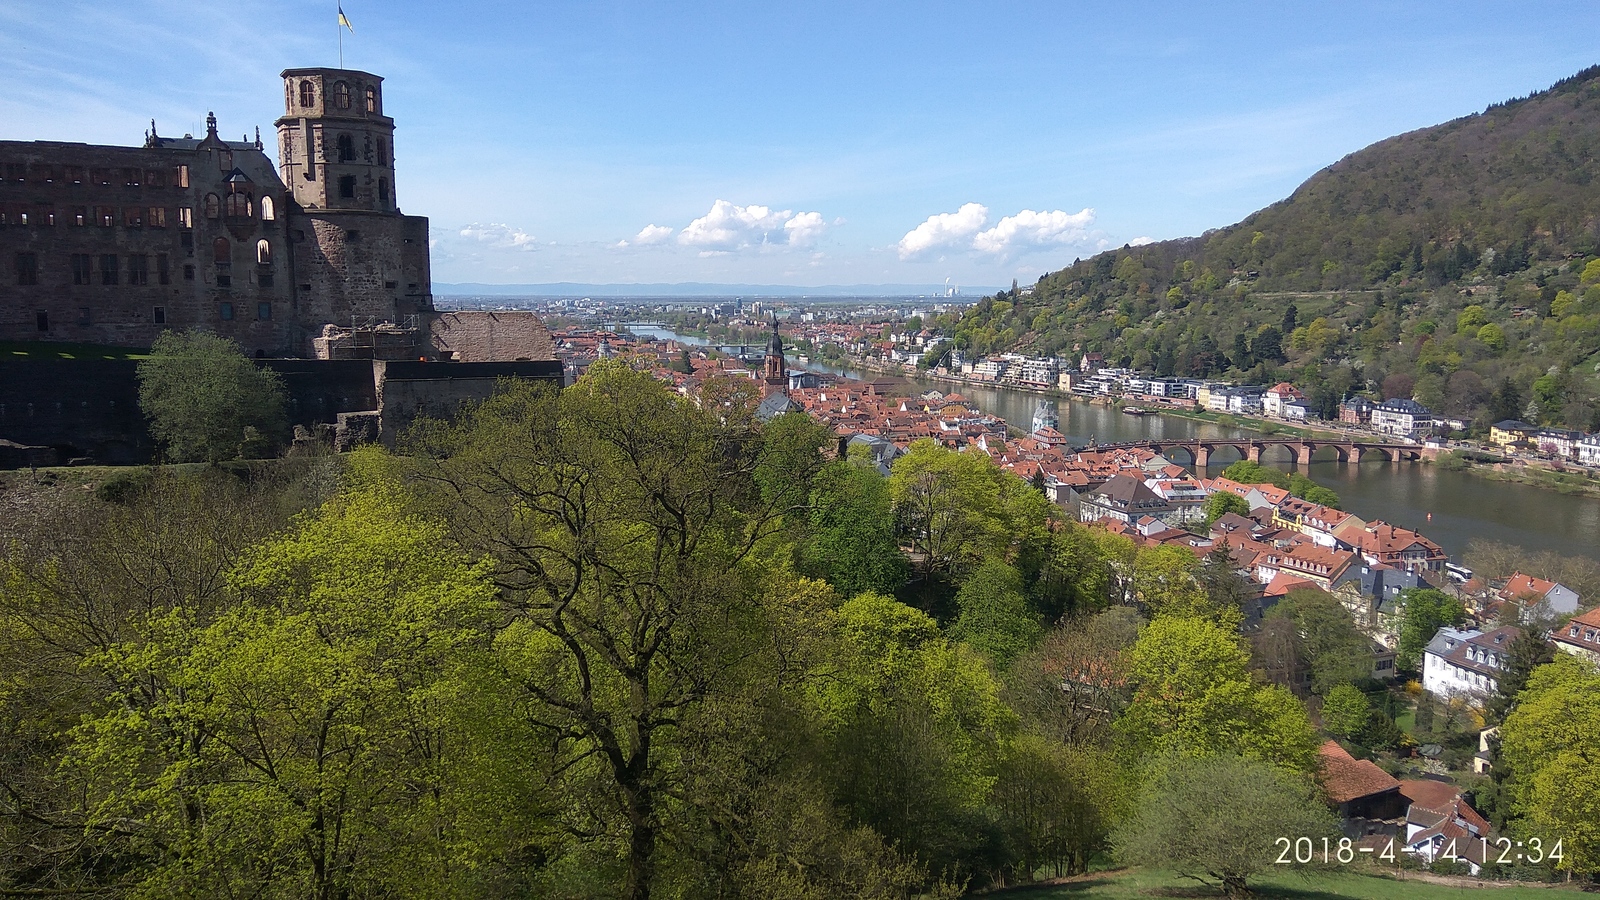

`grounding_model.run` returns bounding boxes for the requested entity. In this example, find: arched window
[378,177,389,207]
[224,192,252,218]
[336,134,355,163]
[204,193,220,218]
[334,81,351,110]
[298,80,316,107]
[256,239,272,265]
[213,237,230,265]
[260,196,275,221]
[365,86,378,113]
